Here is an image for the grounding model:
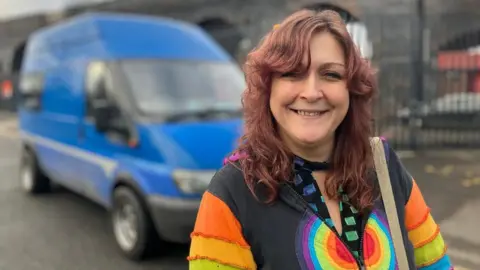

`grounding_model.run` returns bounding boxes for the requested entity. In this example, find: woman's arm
[188,190,256,270]
[384,139,454,269]
[404,179,454,269]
